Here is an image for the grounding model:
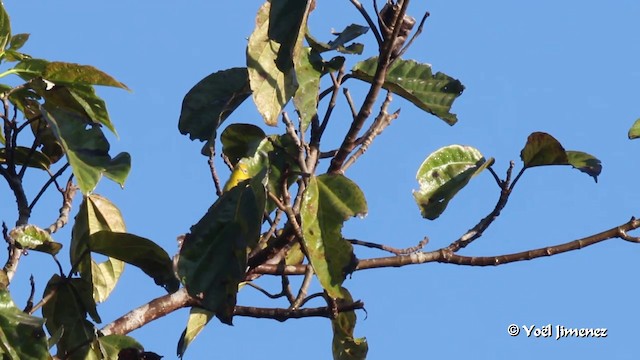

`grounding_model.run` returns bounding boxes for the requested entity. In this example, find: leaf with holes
[9,224,62,255]
[414,145,493,220]
[352,57,464,125]
[306,24,368,55]
[301,174,367,299]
